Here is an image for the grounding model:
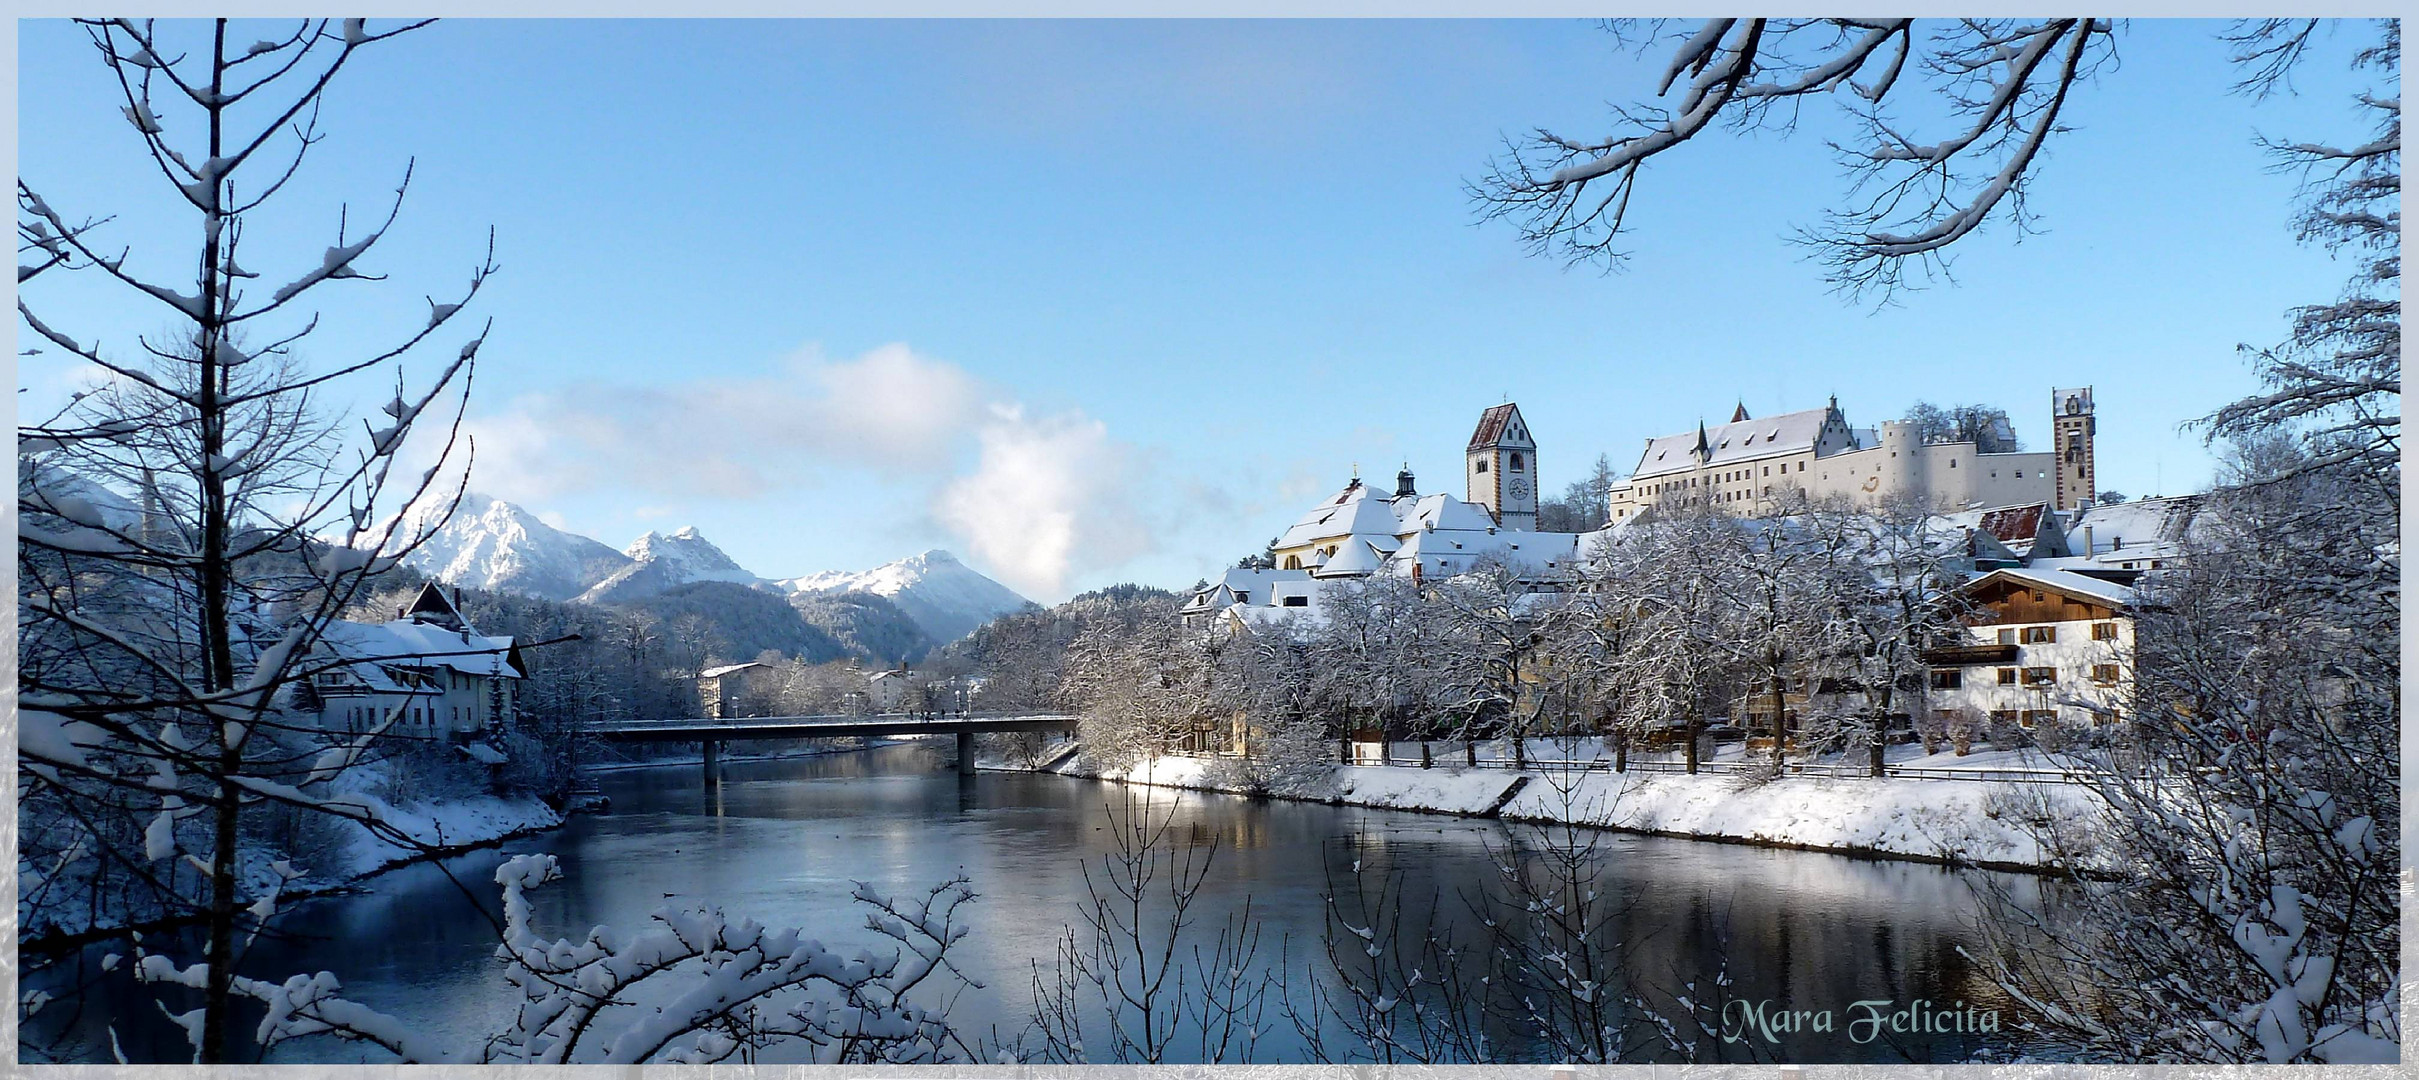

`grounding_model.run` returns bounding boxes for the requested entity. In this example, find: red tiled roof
[1468,403,1519,451]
